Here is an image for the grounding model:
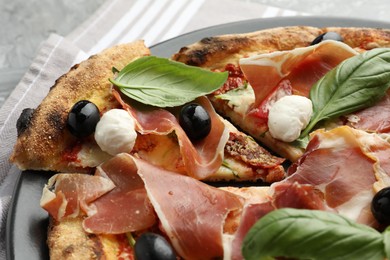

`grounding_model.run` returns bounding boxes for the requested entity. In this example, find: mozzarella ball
[94,109,137,155]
